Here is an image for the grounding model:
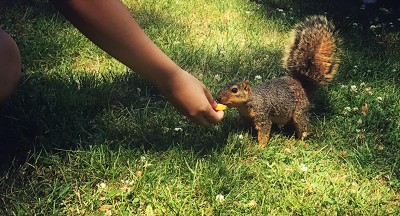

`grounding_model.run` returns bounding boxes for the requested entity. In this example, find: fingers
[190,113,223,128]
[204,110,224,126]
[190,104,225,128]
[198,89,224,127]
[157,69,225,127]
